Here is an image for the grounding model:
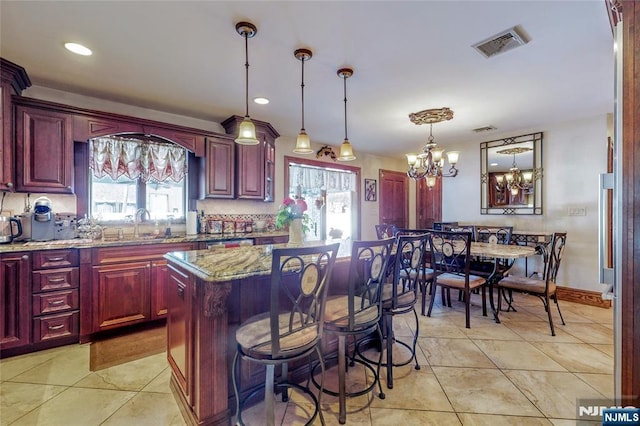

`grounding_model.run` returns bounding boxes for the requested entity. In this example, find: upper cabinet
[0,58,31,192]
[221,116,279,202]
[202,135,235,198]
[15,103,74,194]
